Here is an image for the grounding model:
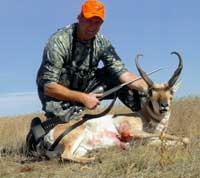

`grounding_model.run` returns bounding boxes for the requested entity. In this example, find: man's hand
[44,82,103,109]
[81,93,102,110]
